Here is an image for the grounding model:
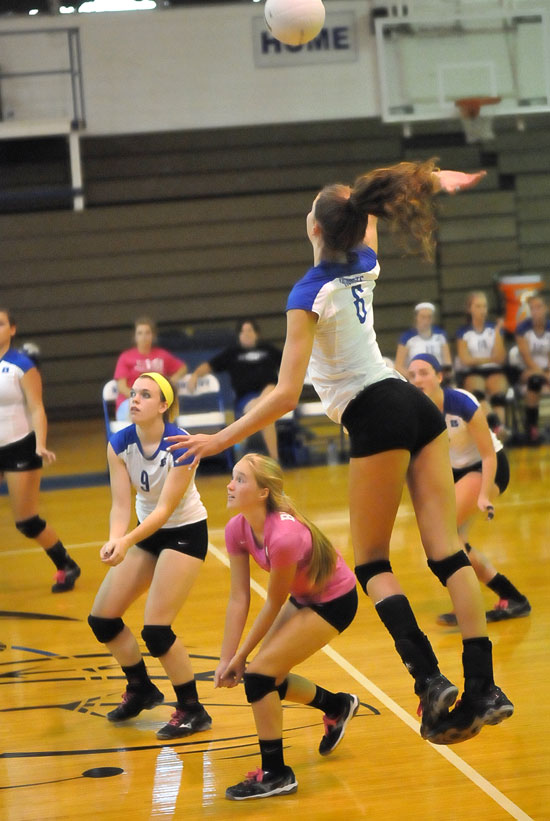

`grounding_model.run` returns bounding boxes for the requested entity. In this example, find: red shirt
[113,347,185,409]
